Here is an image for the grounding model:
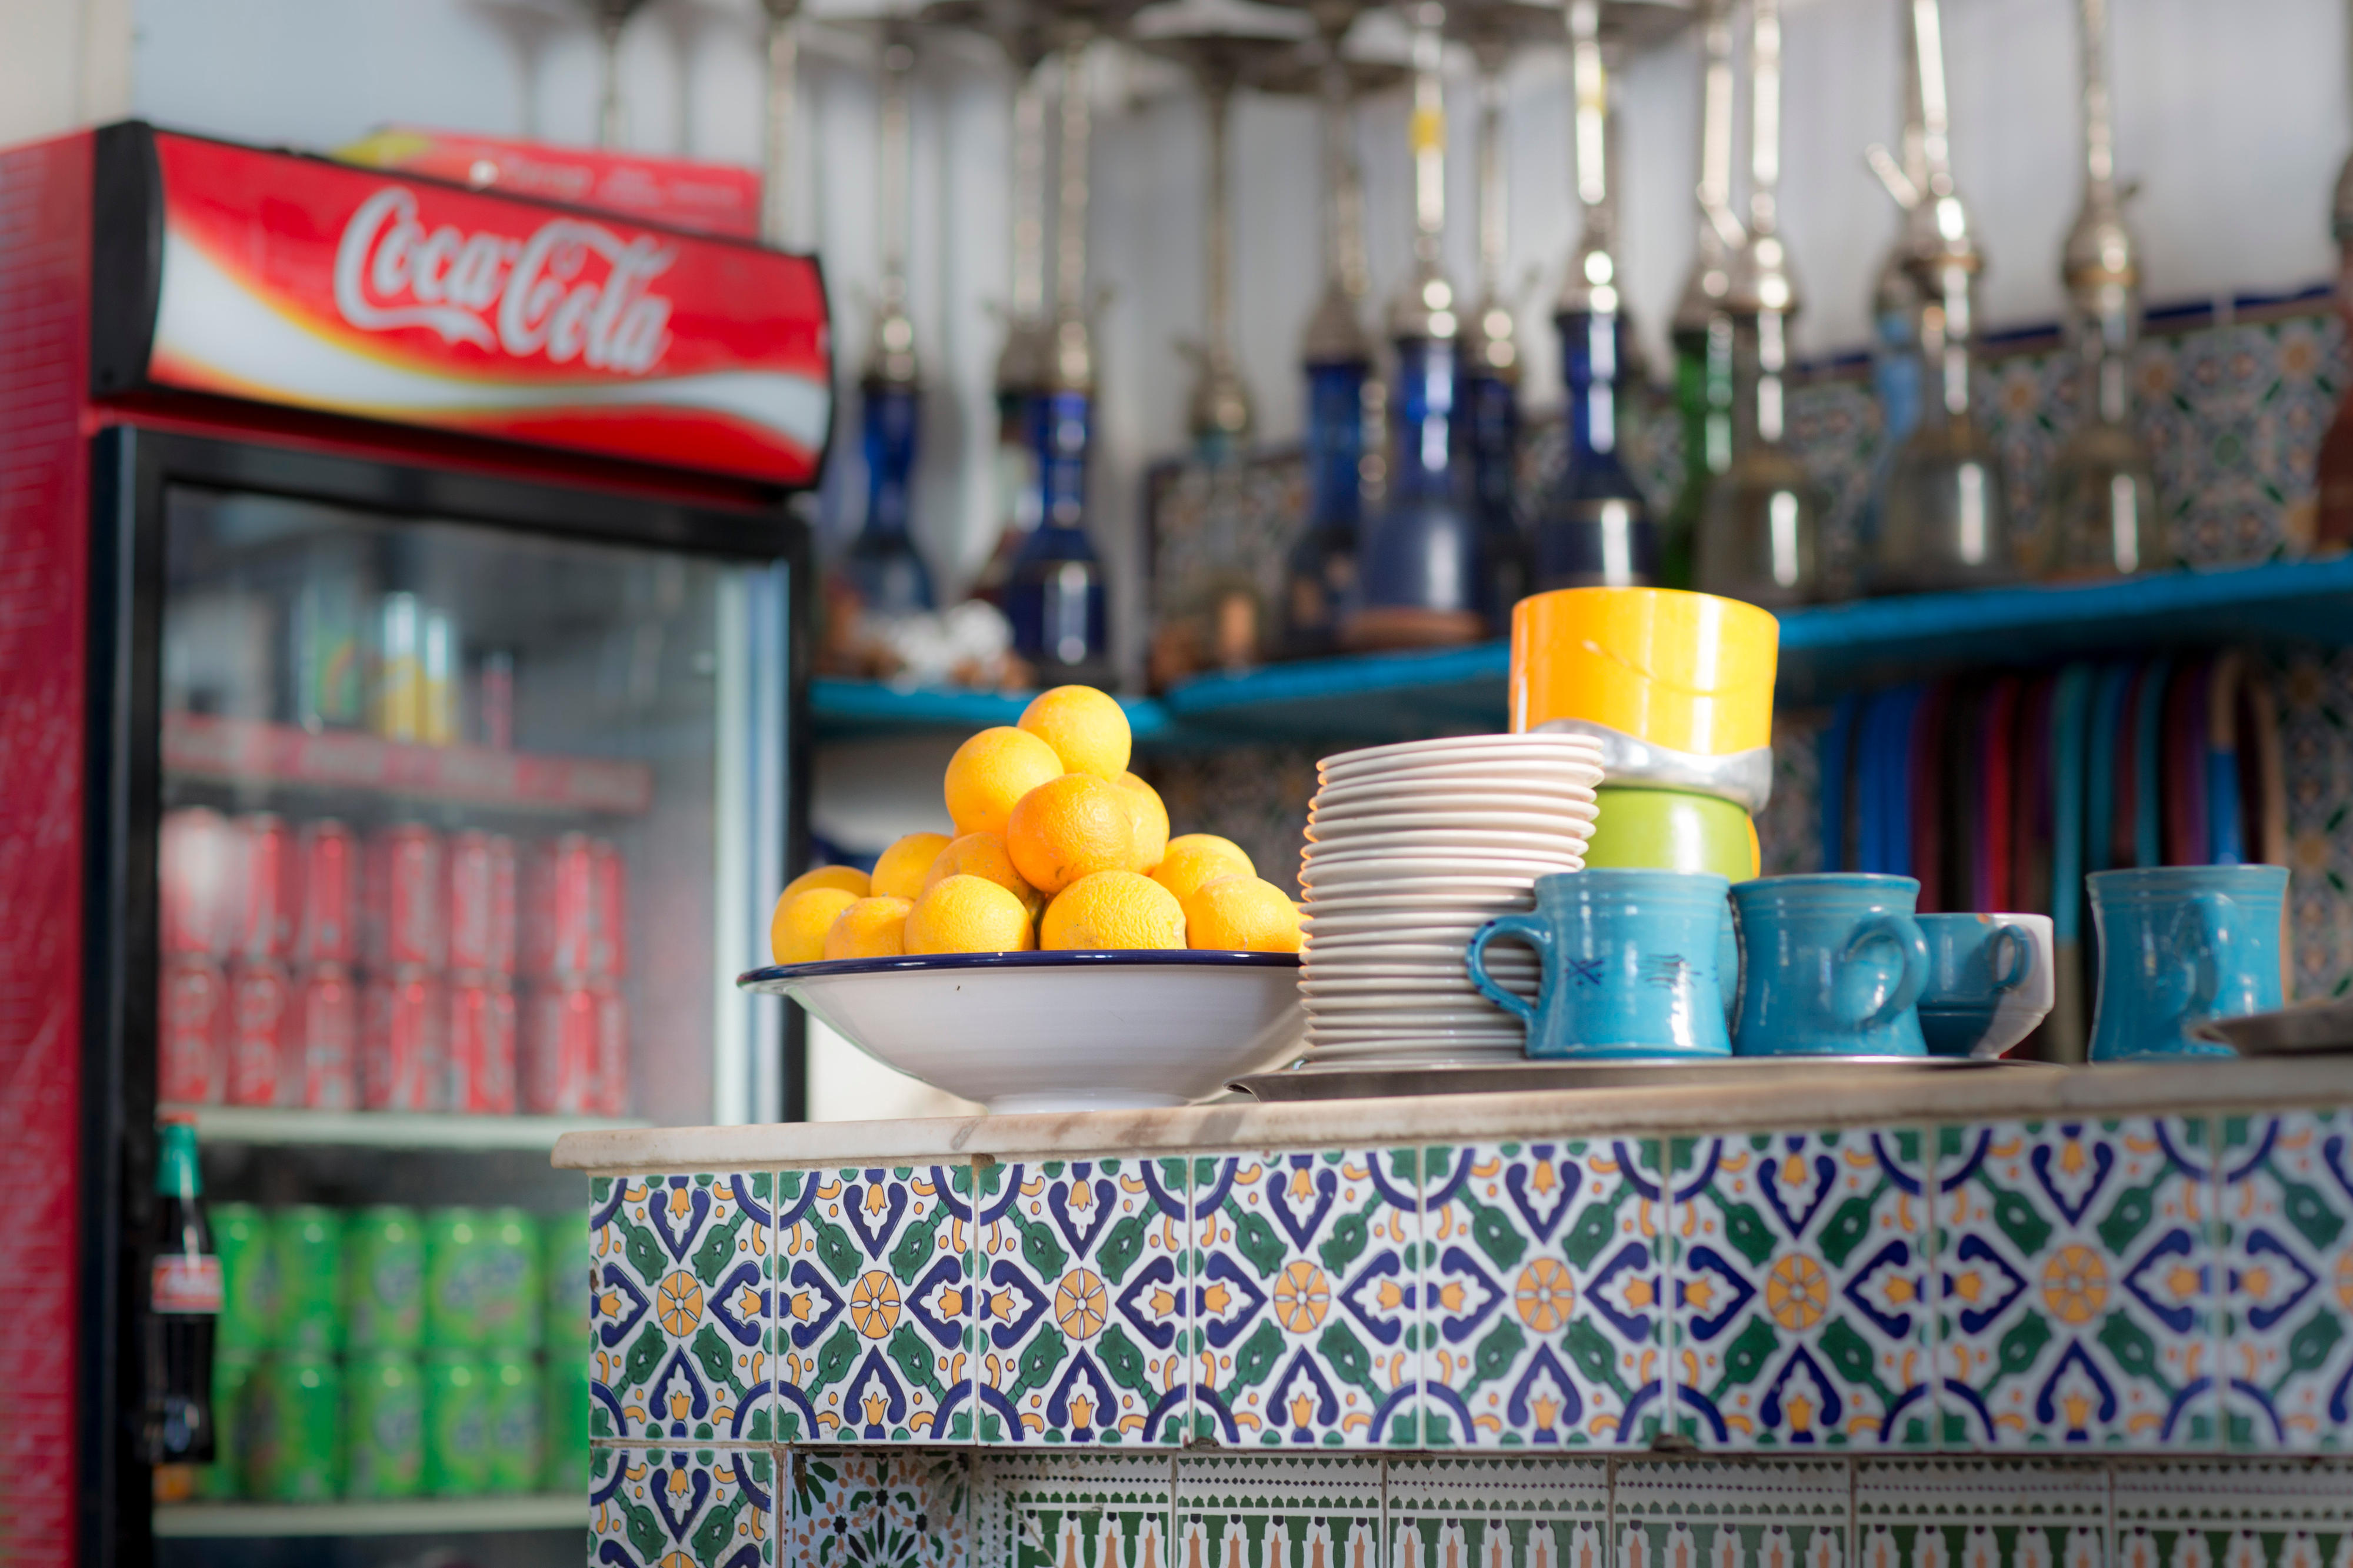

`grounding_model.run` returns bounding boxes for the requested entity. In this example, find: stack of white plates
[1299,734,1604,1066]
